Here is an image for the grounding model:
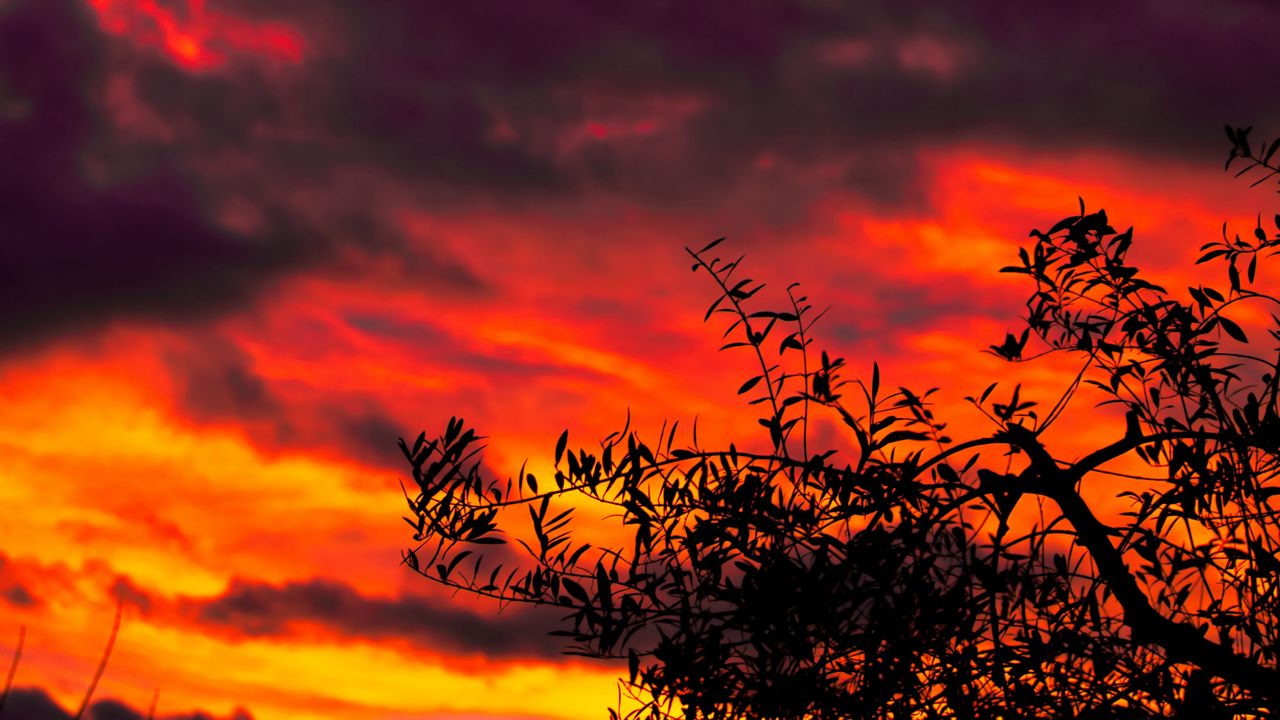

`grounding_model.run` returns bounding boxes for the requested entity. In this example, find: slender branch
[74,599,122,720]
[0,625,24,719]
[145,688,159,720]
